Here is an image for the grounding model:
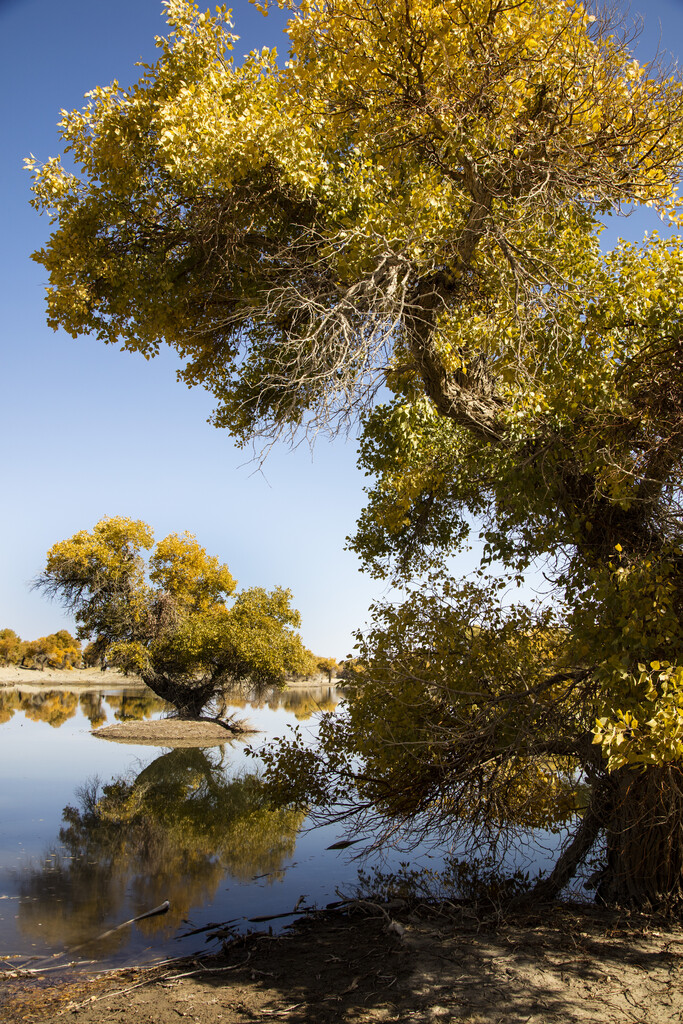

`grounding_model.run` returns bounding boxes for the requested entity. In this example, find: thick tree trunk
[142,672,216,719]
[521,765,683,910]
[596,766,683,909]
